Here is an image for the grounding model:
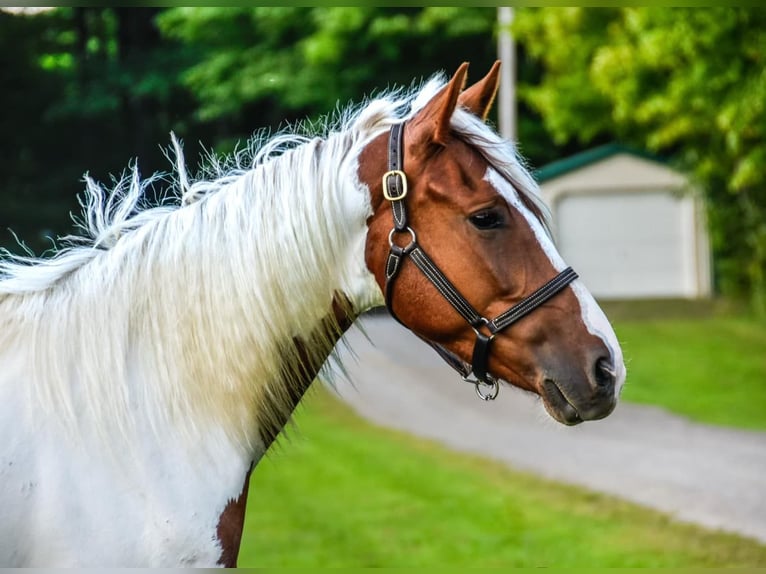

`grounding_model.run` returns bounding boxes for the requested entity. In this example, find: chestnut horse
[0,62,625,566]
